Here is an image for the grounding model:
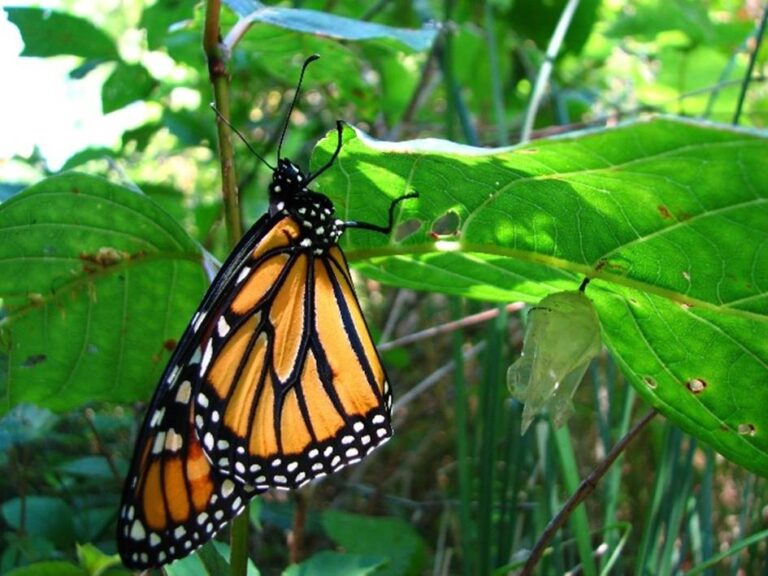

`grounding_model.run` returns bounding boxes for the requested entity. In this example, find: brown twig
[204,0,243,246]
[379,302,524,352]
[520,409,658,575]
[289,491,310,564]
